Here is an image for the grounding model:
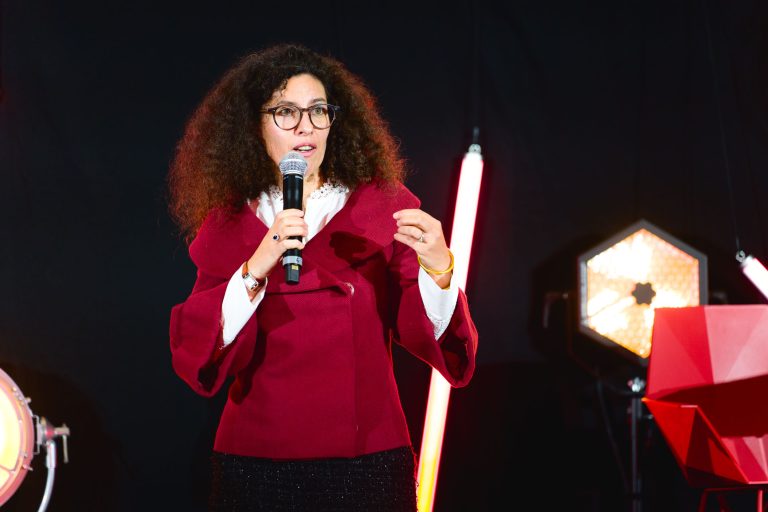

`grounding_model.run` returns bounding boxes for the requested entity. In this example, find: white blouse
[221,182,459,344]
